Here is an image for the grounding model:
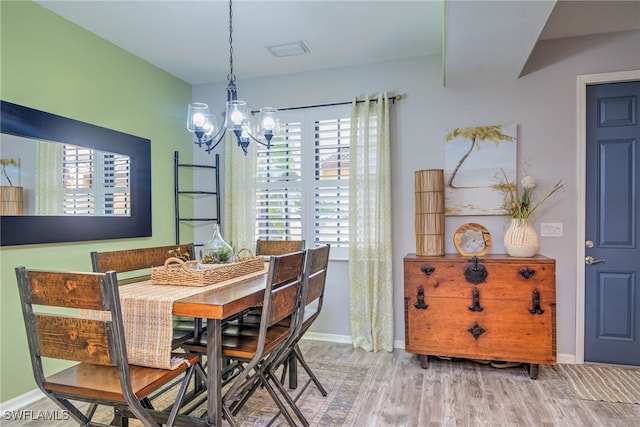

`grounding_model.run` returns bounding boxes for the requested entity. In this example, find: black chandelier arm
[194,125,270,155]
[194,126,227,153]
[245,131,271,148]
[235,130,268,156]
